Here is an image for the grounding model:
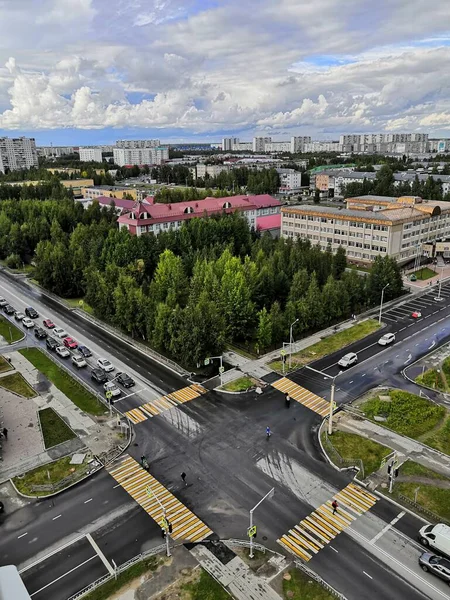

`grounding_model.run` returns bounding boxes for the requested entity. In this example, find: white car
[22,317,35,329]
[338,352,358,368]
[104,381,121,397]
[97,358,114,372]
[378,332,395,346]
[53,327,68,338]
[56,345,70,358]
[71,354,87,368]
